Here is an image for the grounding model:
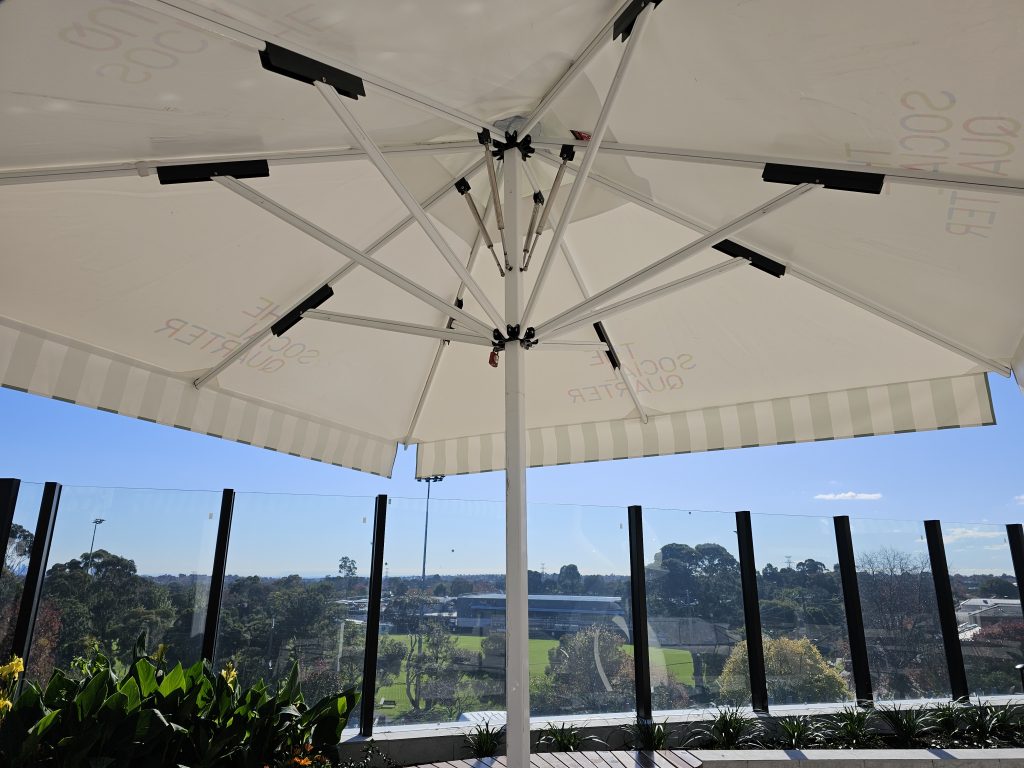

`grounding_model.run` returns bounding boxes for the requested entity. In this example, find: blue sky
[1,374,1021,578]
